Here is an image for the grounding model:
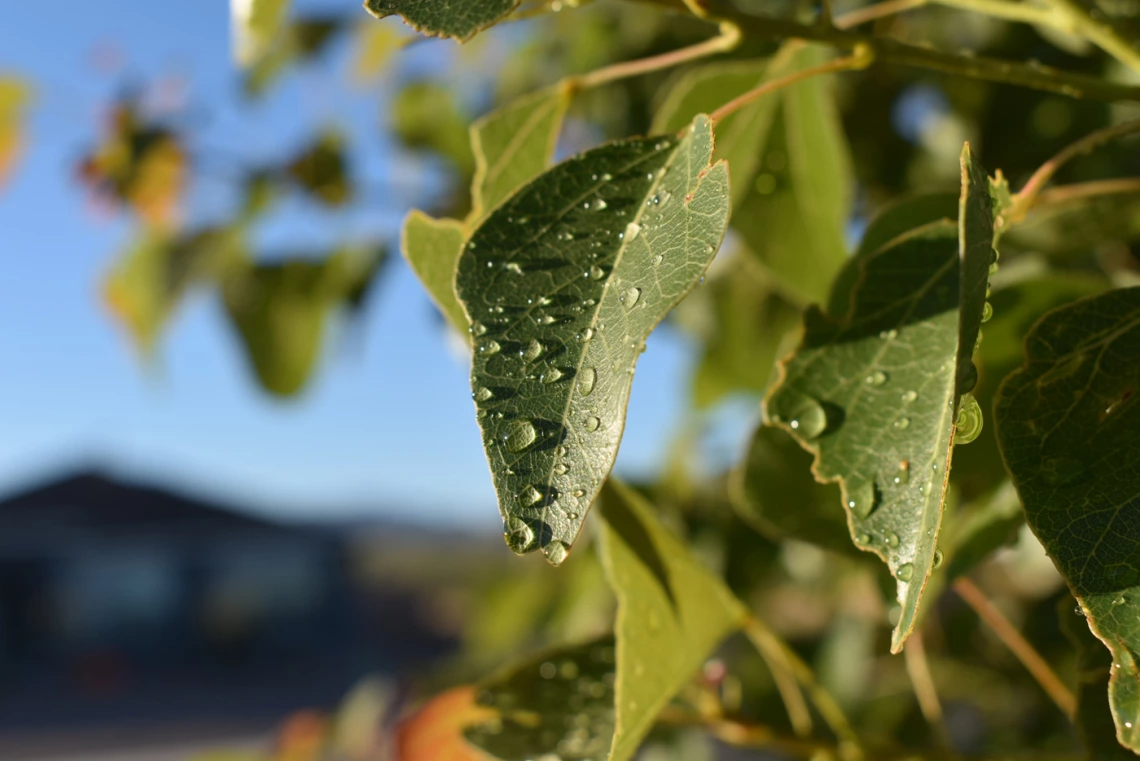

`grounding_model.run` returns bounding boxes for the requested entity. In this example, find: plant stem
[1007,117,1140,222]
[569,20,740,90]
[709,44,874,123]
[742,616,863,758]
[952,577,1076,718]
[1031,177,1140,210]
[742,619,814,738]
[1041,0,1140,75]
[904,631,950,749]
[834,0,927,28]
